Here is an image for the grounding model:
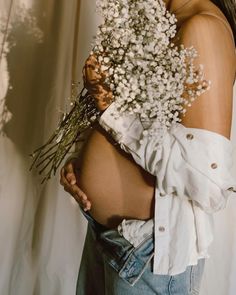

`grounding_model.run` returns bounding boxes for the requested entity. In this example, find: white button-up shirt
[98,102,236,275]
